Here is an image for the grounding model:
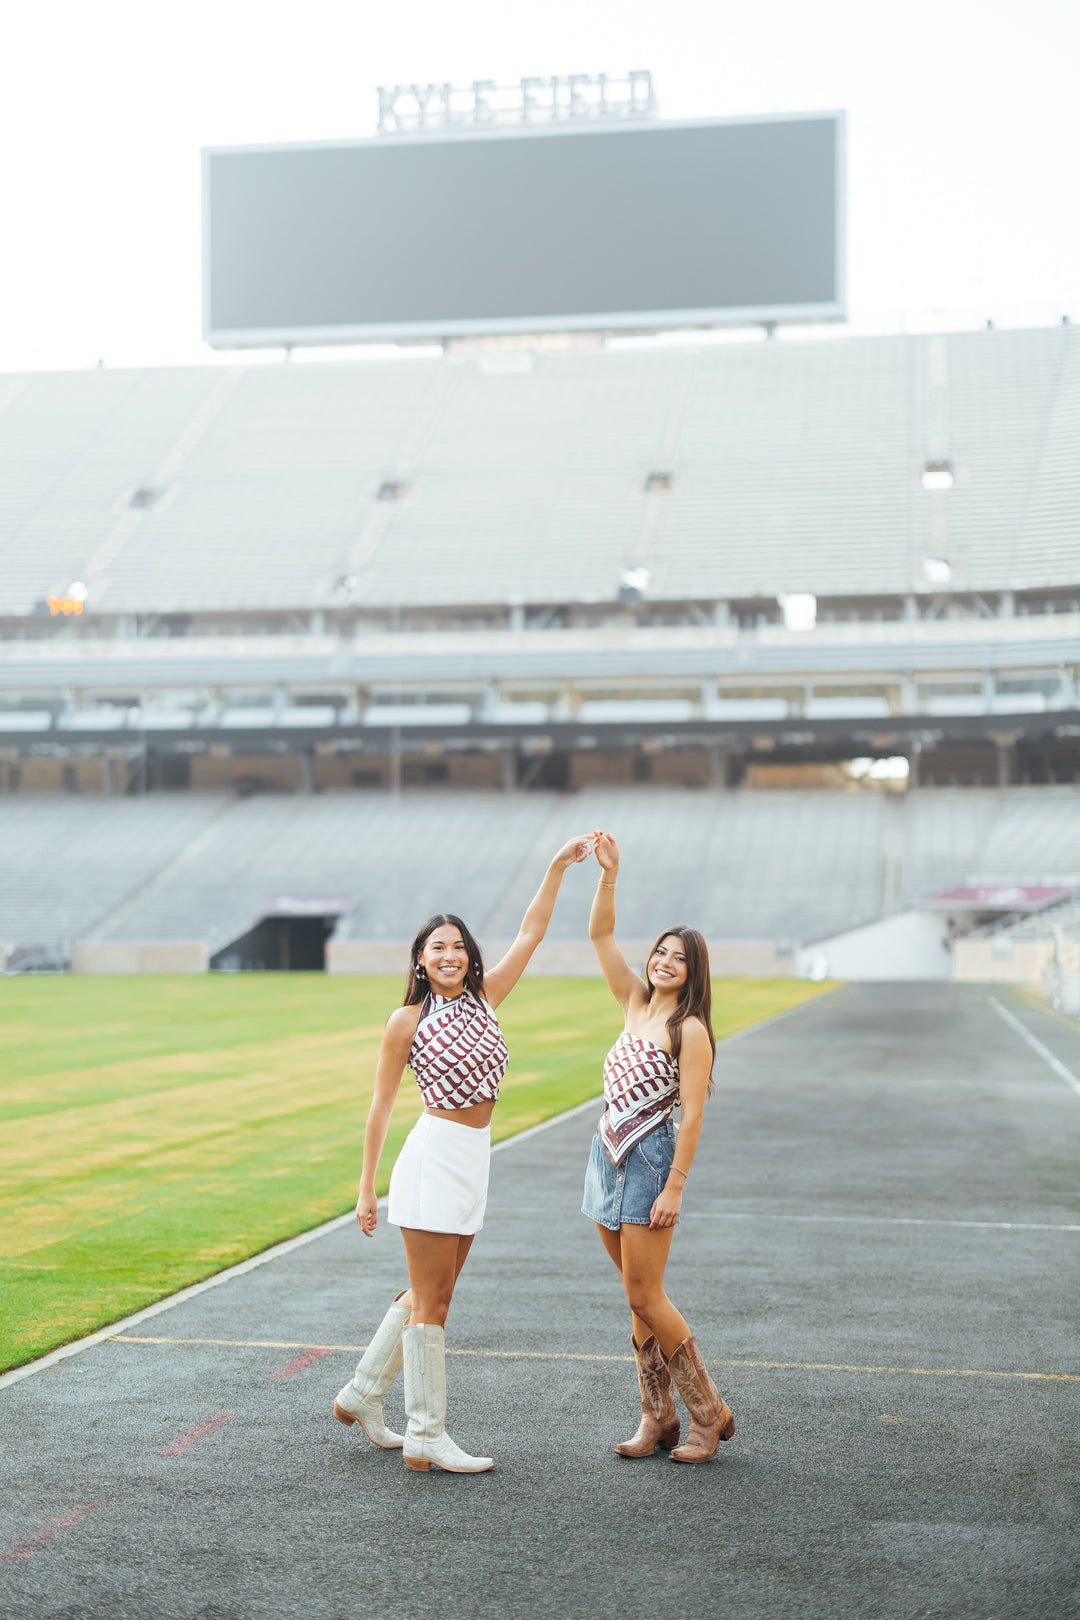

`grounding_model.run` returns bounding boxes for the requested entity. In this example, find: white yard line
[990,996,1080,1100]
[0,988,829,1393]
